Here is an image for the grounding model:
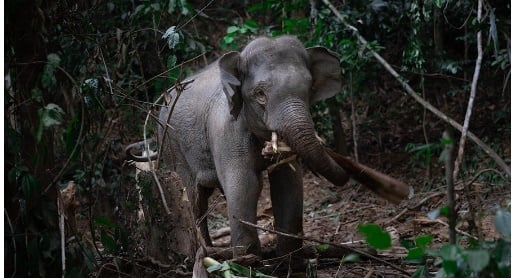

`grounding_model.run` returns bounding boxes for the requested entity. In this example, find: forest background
[4,0,511,277]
